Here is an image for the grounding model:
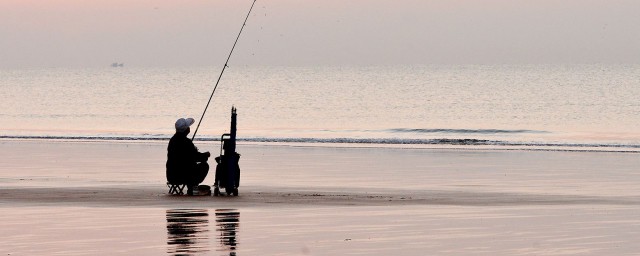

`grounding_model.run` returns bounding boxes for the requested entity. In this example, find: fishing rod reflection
[166,209,240,256]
